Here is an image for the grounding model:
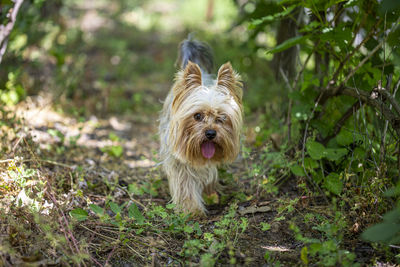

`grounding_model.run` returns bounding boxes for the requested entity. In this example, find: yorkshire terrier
[159,37,243,215]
